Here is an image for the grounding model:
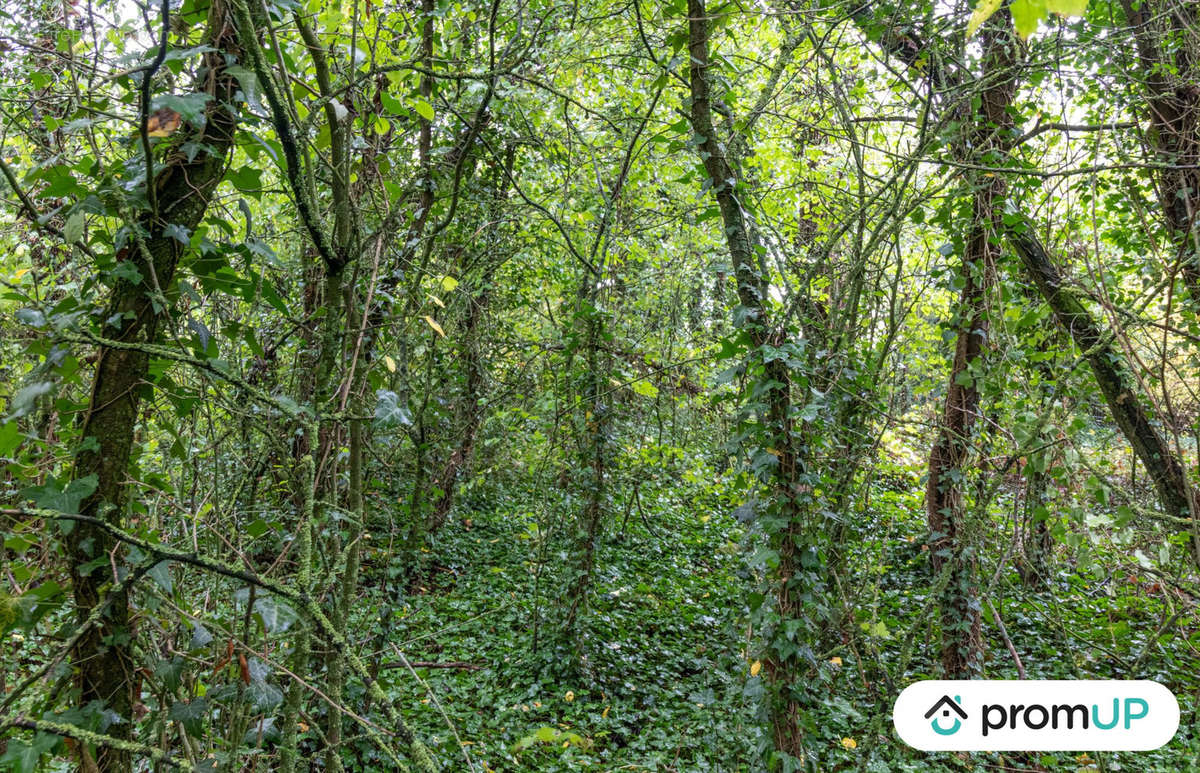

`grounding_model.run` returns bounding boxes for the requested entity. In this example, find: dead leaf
[145,106,182,138]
